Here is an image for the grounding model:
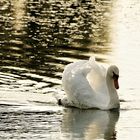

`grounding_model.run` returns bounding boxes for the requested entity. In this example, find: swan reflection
[61,108,119,140]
